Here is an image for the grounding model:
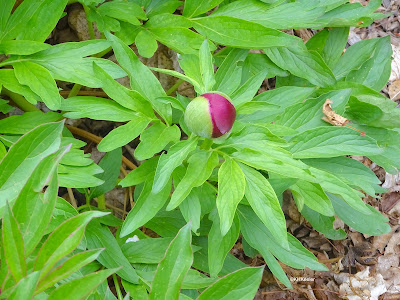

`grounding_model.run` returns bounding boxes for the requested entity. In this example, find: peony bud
[184,92,236,139]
